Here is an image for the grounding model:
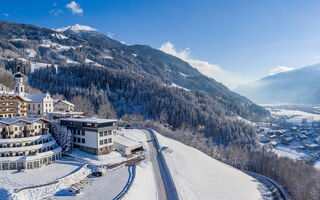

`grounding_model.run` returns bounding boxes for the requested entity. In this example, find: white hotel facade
[0,117,61,170]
